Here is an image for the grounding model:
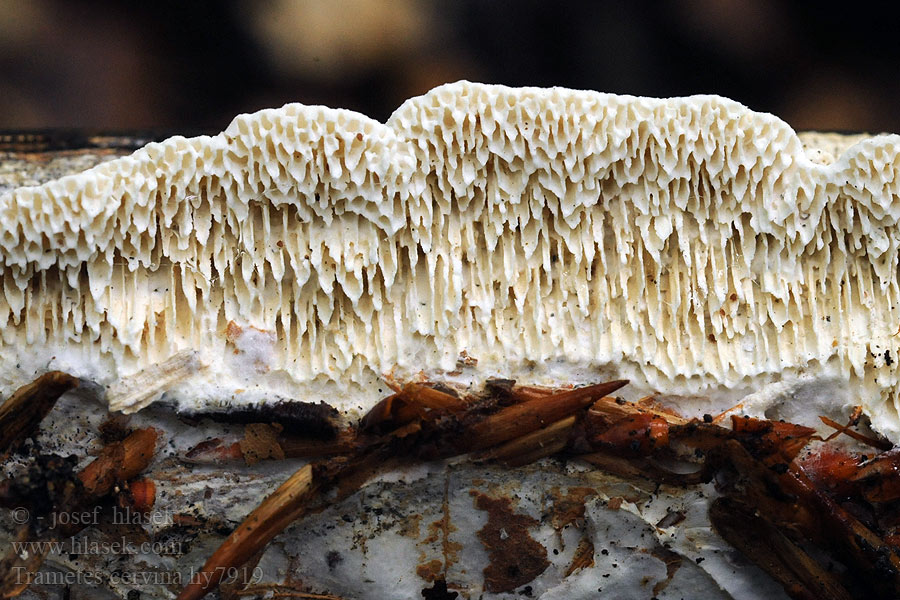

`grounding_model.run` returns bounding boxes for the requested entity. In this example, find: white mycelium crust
[3,82,900,437]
